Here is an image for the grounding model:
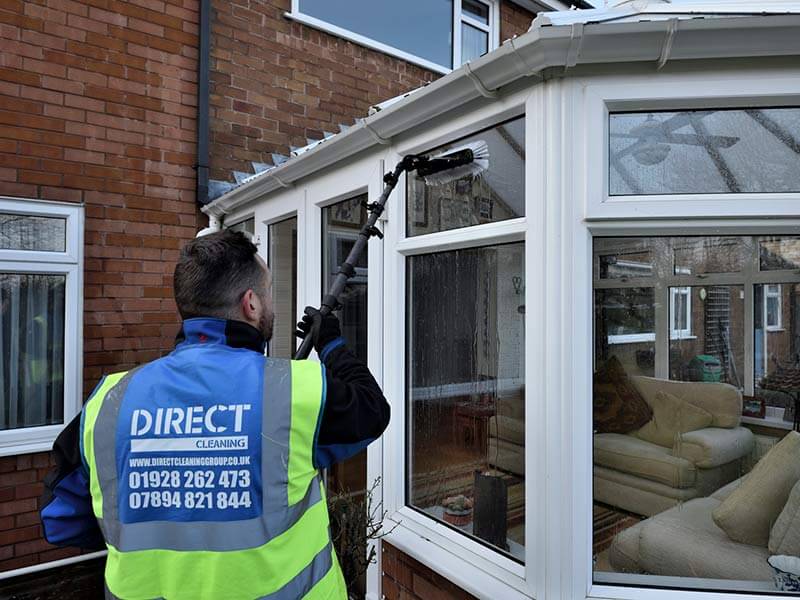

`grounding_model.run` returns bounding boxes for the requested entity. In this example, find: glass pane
[461,23,488,64]
[407,116,525,236]
[594,287,656,377]
[267,218,297,359]
[298,0,454,67]
[760,235,800,271]
[673,236,747,275]
[669,285,745,385]
[609,108,800,195]
[754,283,800,426]
[0,273,65,429]
[593,233,800,595]
[227,218,255,237]
[594,238,656,280]
[407,242,525,561]
[462,0,489,23]
[323,195,368,362]
[0,213,66,252]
